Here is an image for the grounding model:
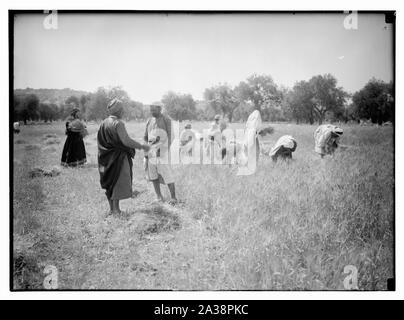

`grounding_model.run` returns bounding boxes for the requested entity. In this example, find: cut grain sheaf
[28,166,61,178]
[25,144,41,151]
[42,146,58,153]
[43,133,58,139]
[132,205,181,236]
[43,137,61,145]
